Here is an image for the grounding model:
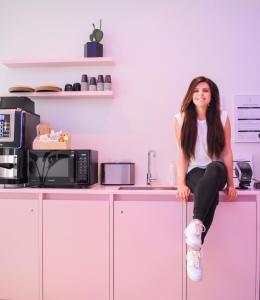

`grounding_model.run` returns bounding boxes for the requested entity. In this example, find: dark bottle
[73,82,81,91]
[64,83,73,91]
